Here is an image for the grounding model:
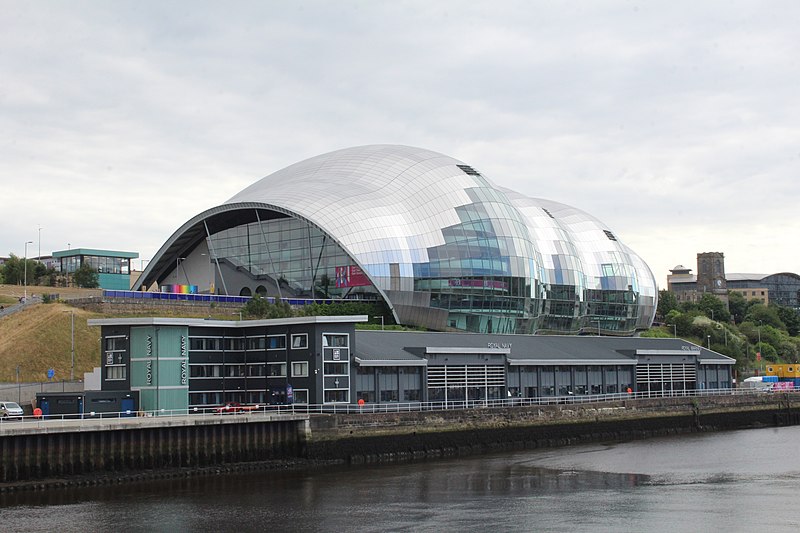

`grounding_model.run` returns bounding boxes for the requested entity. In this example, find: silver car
[0,401,24,419]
